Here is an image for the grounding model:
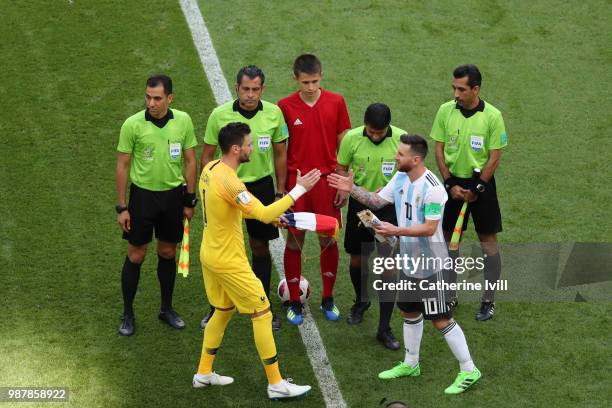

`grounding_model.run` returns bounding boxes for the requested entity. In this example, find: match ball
[277,276,311,304]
